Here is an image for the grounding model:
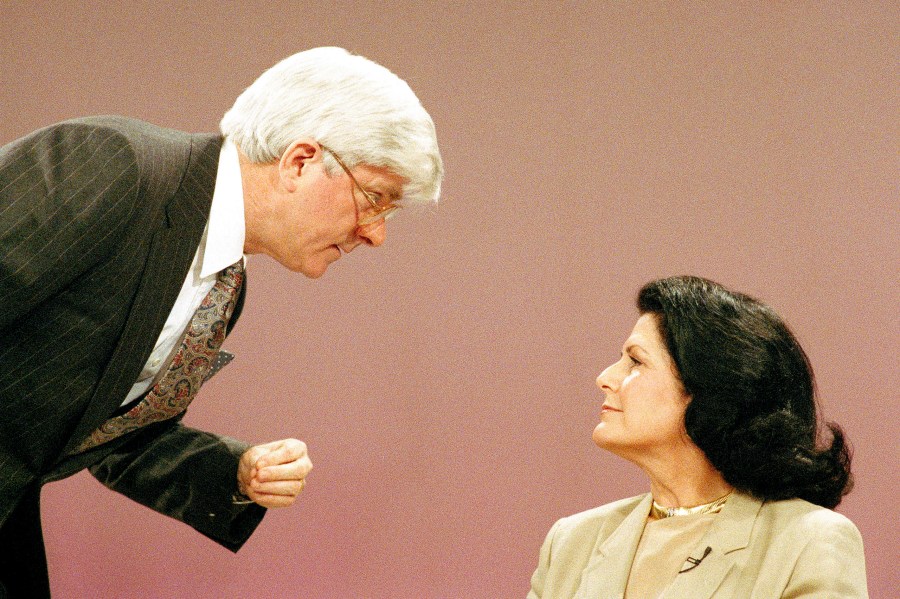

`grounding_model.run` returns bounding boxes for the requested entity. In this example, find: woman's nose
[596,362,618,392]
